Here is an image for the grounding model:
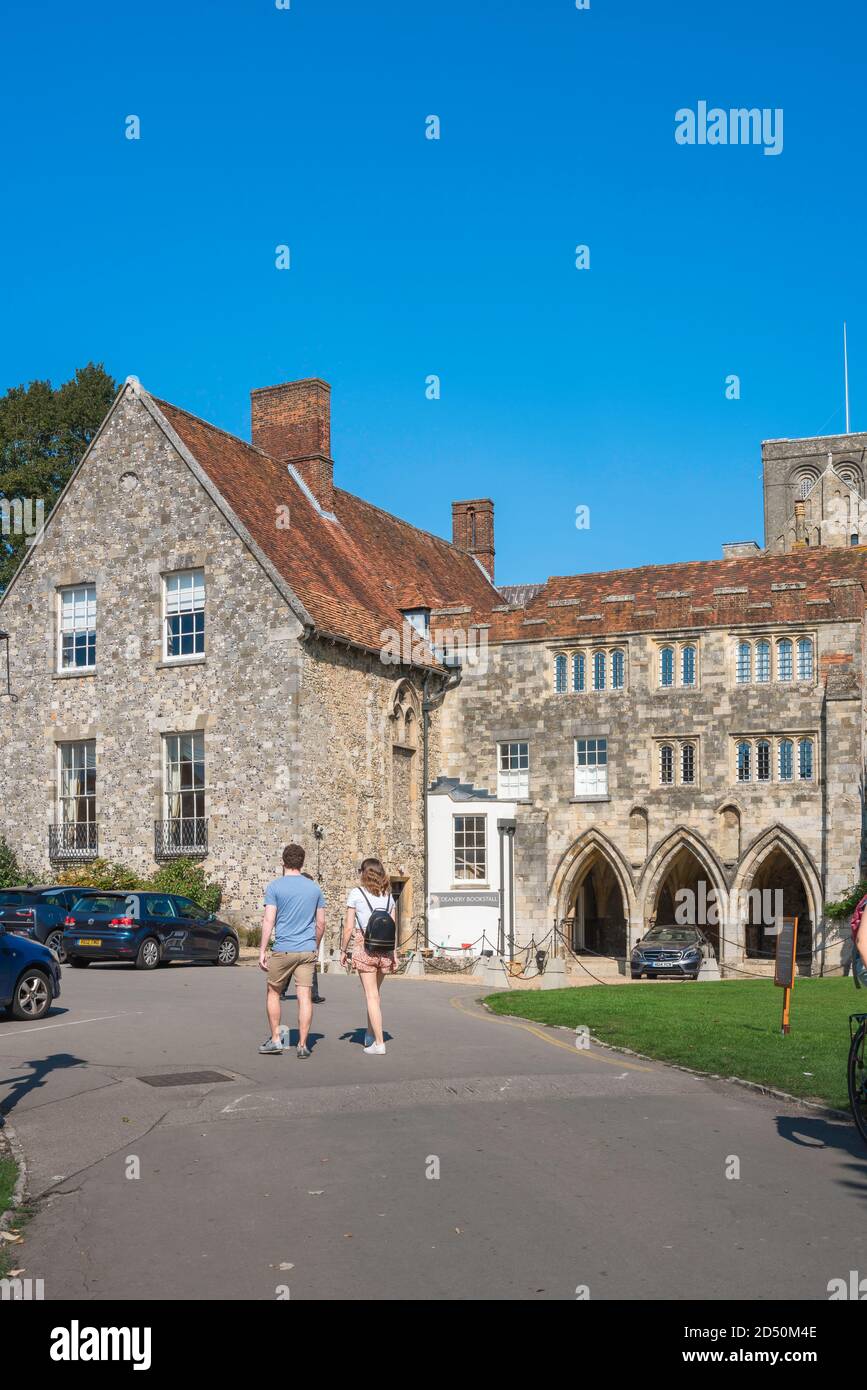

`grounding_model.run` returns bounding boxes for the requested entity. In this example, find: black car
[0,886,103,959]
[630,926,711,980]
[62,891,240,970]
